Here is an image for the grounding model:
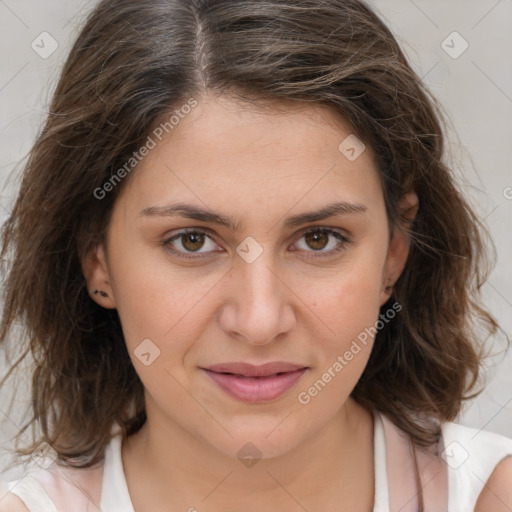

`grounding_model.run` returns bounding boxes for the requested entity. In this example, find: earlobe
[380,192,418,305]
[81,244,117,309]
